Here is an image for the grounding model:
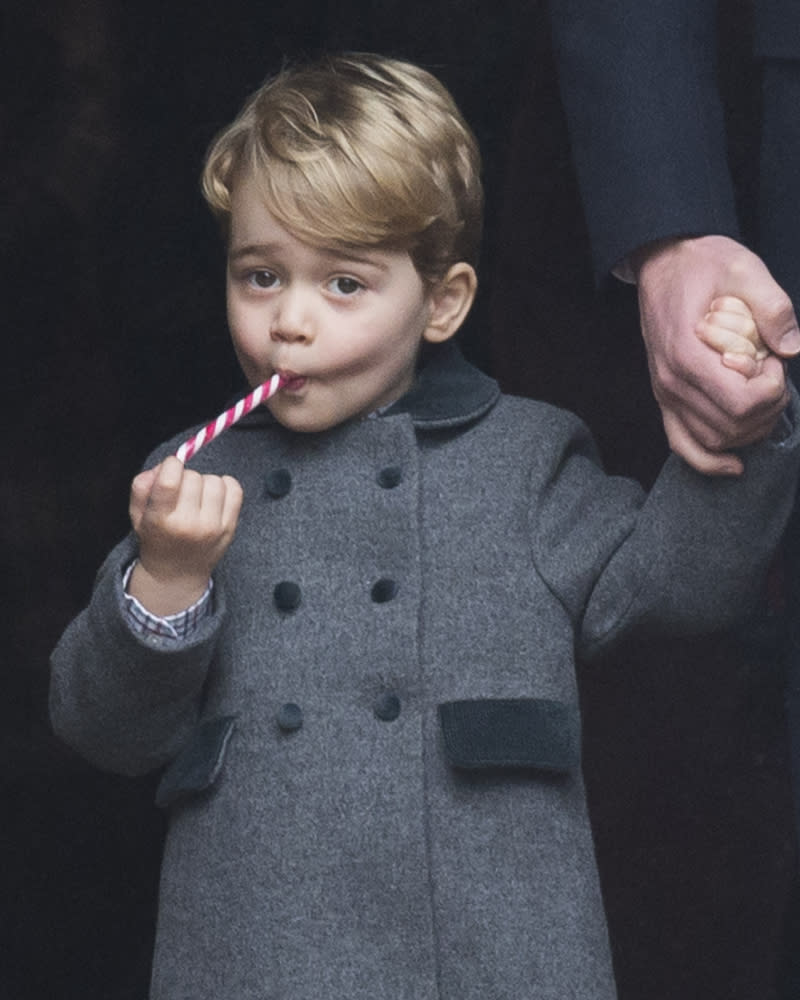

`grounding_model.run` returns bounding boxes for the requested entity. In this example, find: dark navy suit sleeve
[755,0,800,58]
[753,1,800,309]
[546,0,740,280]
